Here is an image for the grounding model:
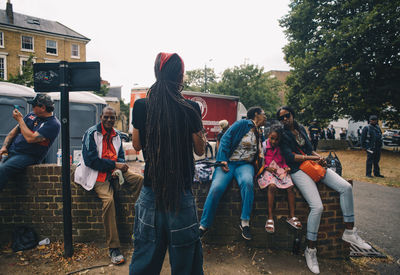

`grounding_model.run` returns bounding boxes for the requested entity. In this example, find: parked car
[383,129,400,146]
